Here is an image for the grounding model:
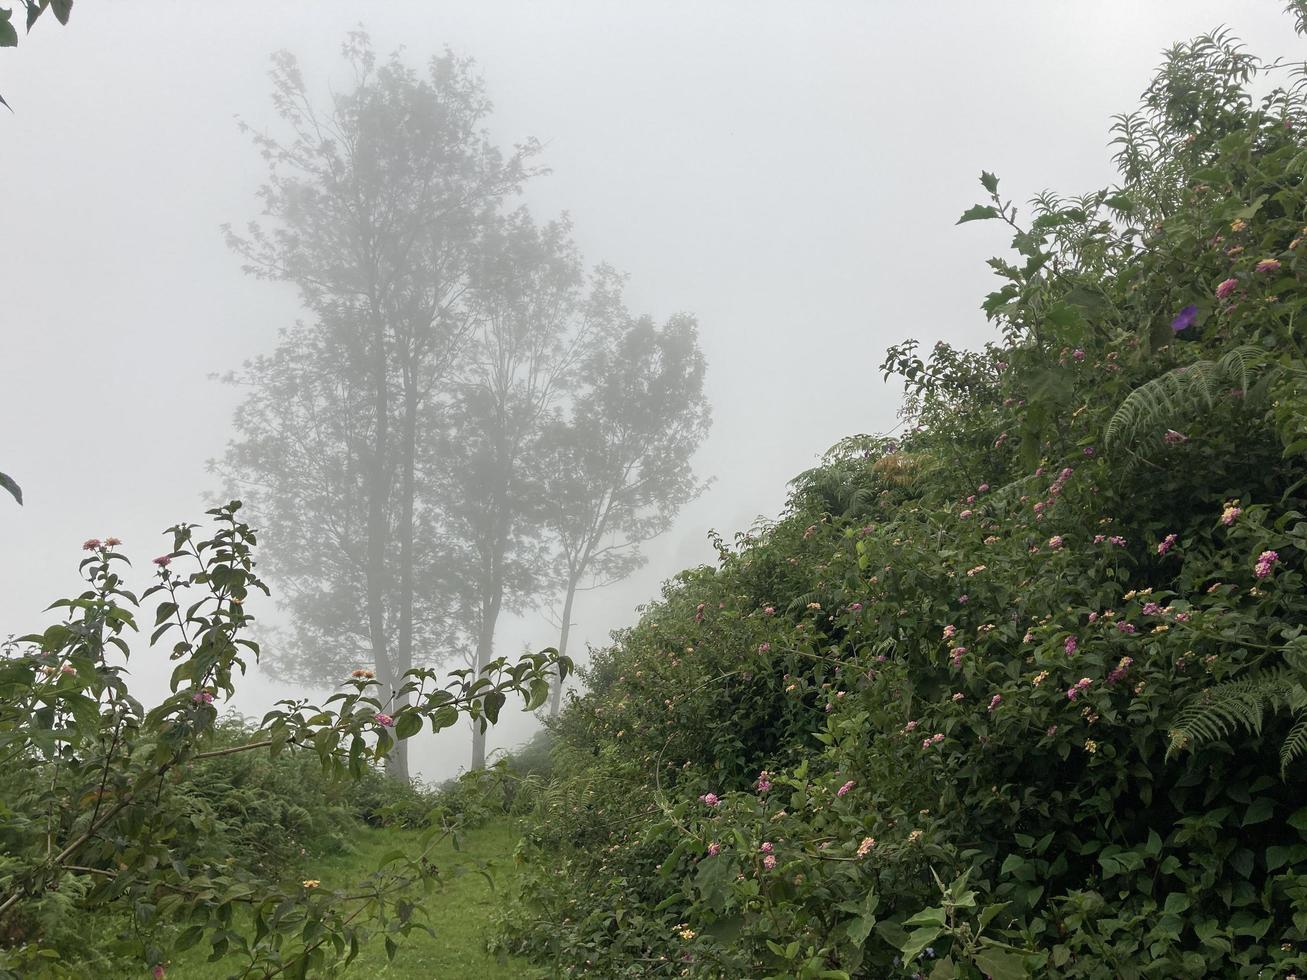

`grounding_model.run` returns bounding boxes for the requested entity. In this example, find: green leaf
[394,712,422,740]
[483,690,506,724]
[1243,797,1273,826]
[0,10,17,47]
[49,0,71,26]
[0,471,21,504]
[957,204,1000,225]
[430,704,459,731]
[973,944,1030,980]
[900,925,943,963]
[980,171,999,194]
